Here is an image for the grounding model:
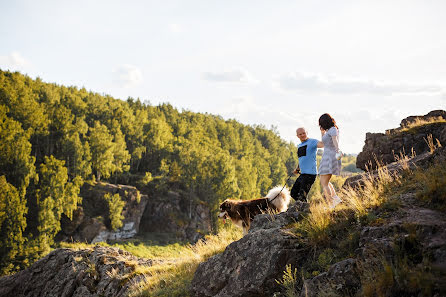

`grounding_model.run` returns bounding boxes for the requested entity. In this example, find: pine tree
[0,176,27,274]
[89,121,115,181]
[36,156,81,252]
